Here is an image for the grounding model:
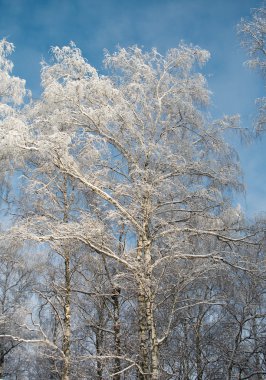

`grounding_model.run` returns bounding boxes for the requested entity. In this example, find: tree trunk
[144,234,159,380]
[62,251,71,380]
[195,325,203,380]
[252,317,263,380]
[182,319,190,380]
[0,352,4,379]
[227,325,242,380]
[137,233,160,380]
[62,176,71,380]
[195,305,204,380]
[147,297,159,380]
[137,238,150,380]
[137,287,150,380]
[95,320,104,380]
[112,286,121,380]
